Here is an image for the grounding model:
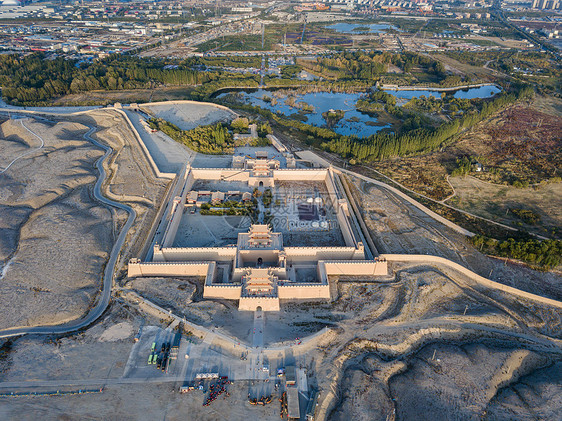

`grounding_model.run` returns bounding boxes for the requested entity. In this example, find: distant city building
[531,0,561,9]
[0,0,23,6]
